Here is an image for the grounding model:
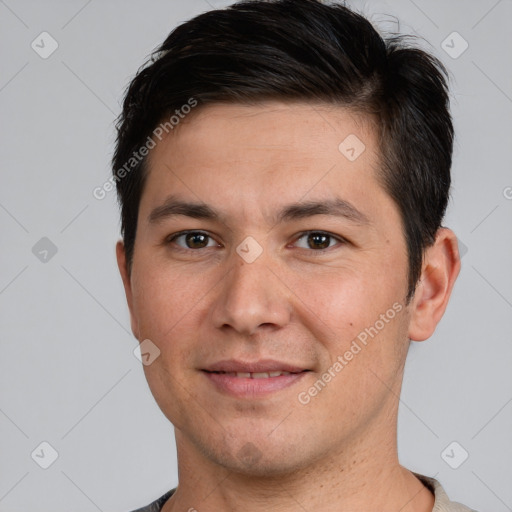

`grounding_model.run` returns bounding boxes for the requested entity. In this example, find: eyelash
[165,230,346,252]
